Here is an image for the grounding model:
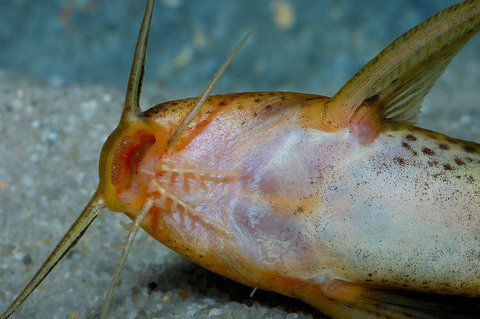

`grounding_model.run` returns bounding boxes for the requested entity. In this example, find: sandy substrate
[0,56,479,318]
[0,70,325,319]
[1,1,480,318]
